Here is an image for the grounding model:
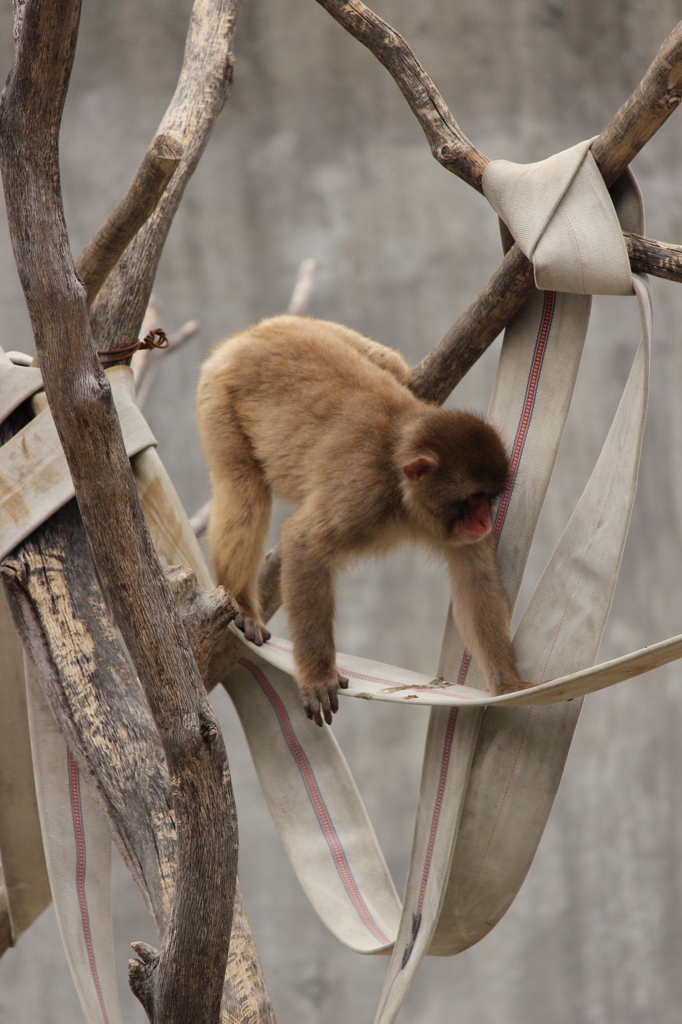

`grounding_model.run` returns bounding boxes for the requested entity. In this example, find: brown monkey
[197,315,529,726]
